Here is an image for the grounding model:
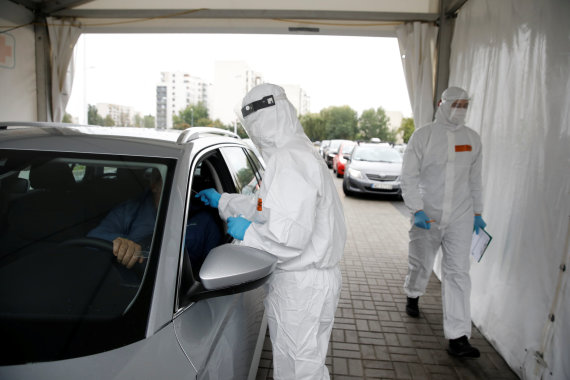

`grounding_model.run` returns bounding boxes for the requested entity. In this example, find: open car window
[0,149,174,364]
[177,146,265,309]
[221,146,262,196]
